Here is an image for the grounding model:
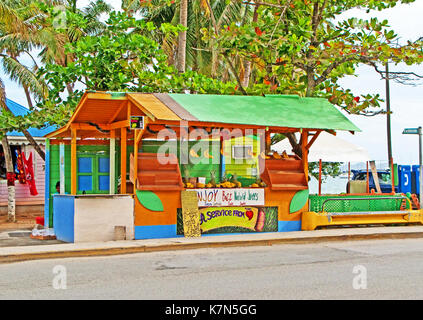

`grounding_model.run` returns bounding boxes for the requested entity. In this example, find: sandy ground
[0,216,37,231]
